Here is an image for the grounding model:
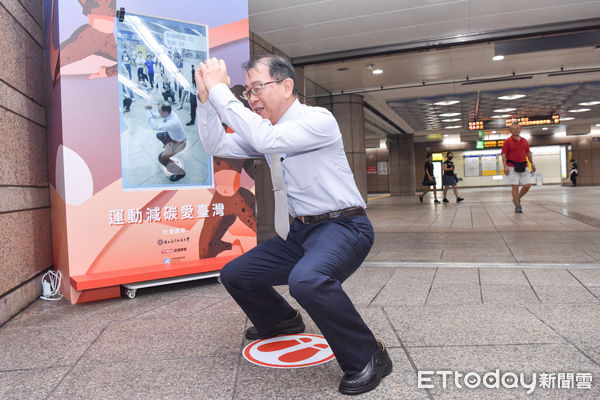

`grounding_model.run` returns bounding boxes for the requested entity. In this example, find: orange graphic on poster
[60,0,118,79]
